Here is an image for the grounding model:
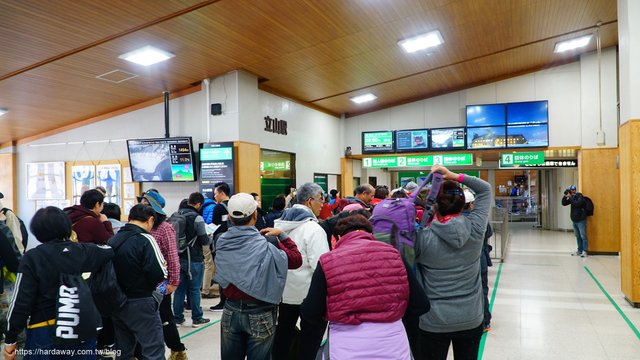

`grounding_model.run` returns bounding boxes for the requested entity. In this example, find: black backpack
[583,196,594,216]
[1,208,28,252]
[55,272,102,344]
[167,209,198,254]
[89,233,132,317]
